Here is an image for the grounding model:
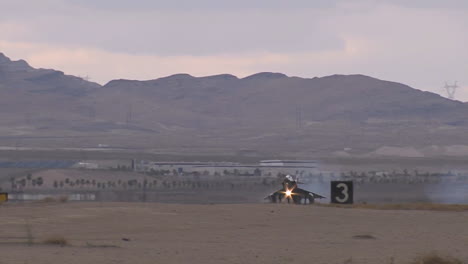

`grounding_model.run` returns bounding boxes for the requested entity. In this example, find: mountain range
[1,52,468,157]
